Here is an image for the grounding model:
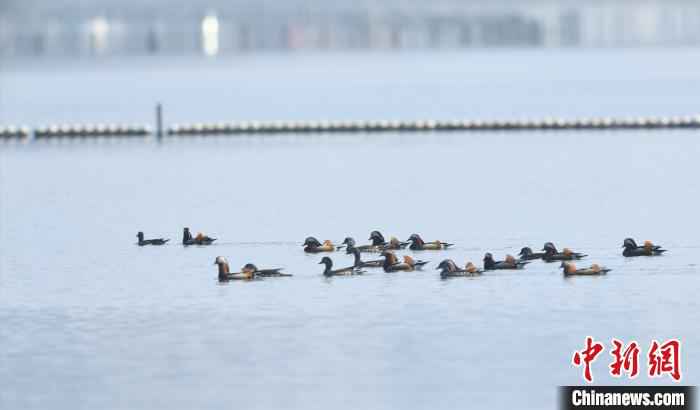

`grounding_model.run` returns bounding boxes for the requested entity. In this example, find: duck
[350,247,384,268]
[214,256,257,281]
[518,246,544,260]
[483,253,529,270]
[369,230,409,250]
[380,251,428,272]
[436,259,483,277]
[406,233,453,251]
[622,238,667,257]
[319,256,363,277]
[560,261,611,276]
[136,231,169,246]
[542,242,587,262]
[303,237,336,253]
[183,227,216,245]
[341,237,381,254]
[241,263,292,277]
